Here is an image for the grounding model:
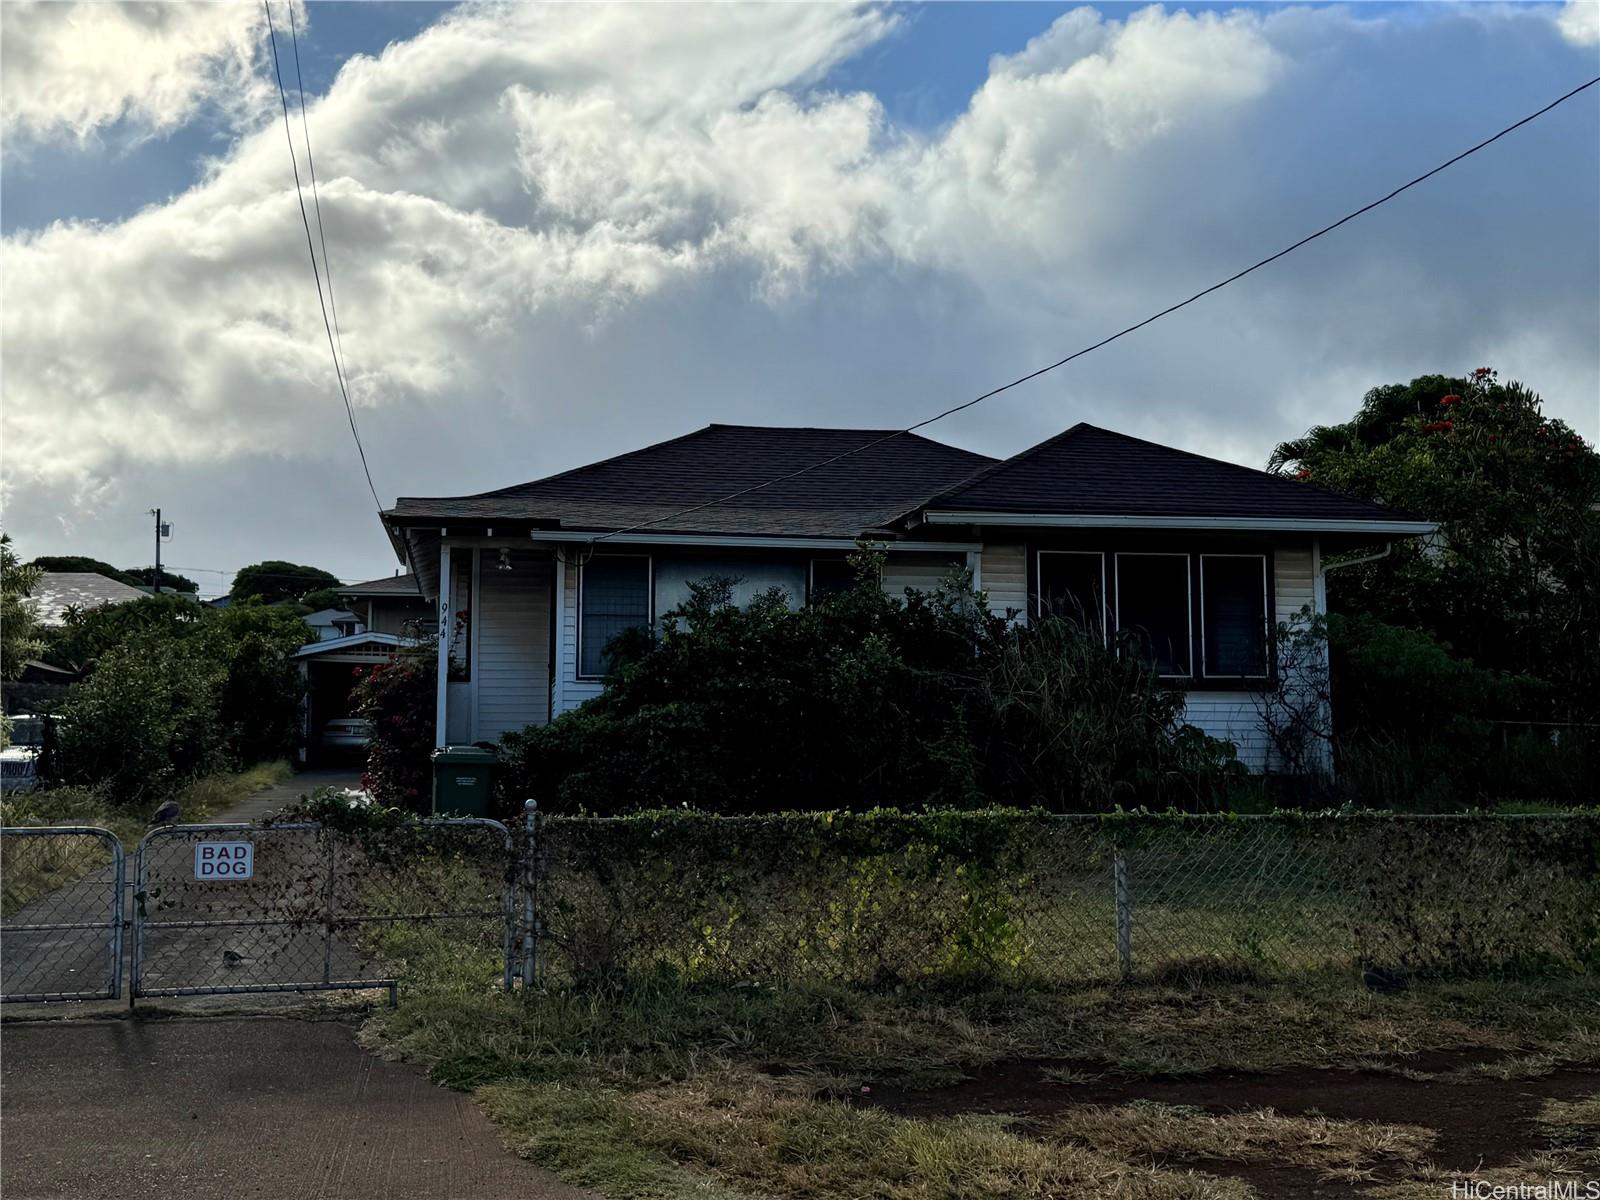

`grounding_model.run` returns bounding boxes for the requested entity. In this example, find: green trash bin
[431,745,497,817]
